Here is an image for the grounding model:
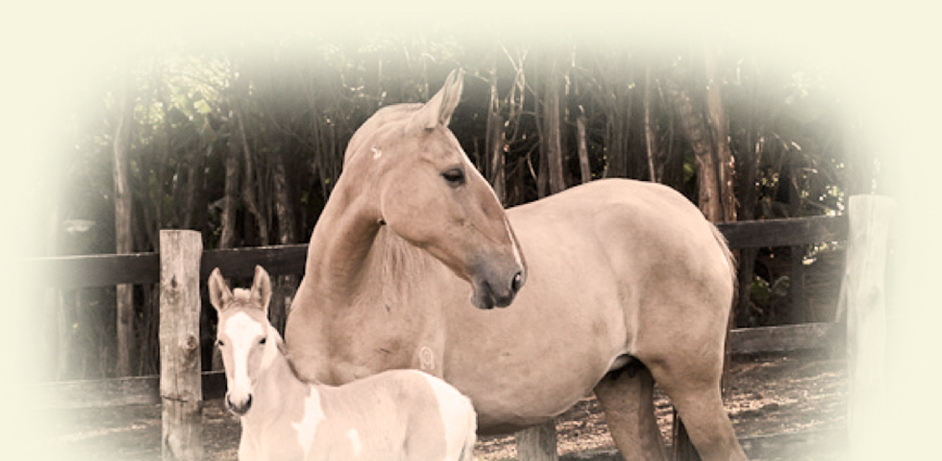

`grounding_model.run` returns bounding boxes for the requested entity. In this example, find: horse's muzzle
[471,269,525,310]
[226,393,253,416]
